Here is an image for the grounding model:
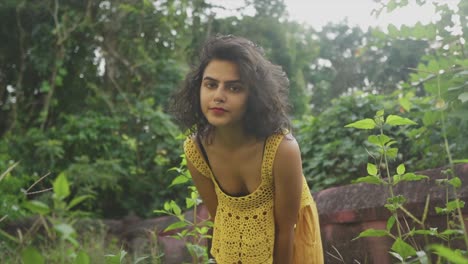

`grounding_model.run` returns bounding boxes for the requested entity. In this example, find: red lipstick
[210,107,227,114]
